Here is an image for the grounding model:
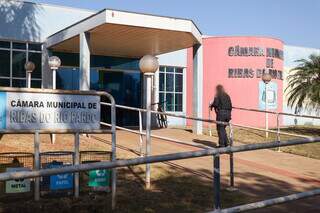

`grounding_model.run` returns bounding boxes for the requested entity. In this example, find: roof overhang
[45,9,202,58]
